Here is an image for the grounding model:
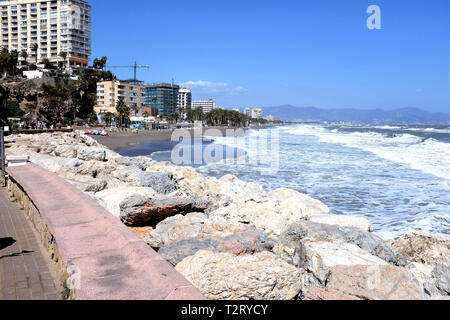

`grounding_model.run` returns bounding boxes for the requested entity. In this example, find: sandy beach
[91,127,249,151]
